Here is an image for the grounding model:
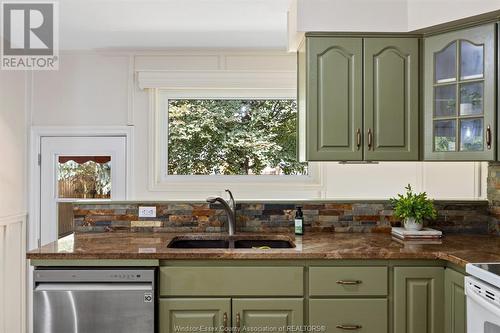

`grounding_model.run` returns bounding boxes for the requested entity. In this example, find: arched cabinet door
[364,38,419,160]
[424,24,496,160]
[302,37,363,161]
